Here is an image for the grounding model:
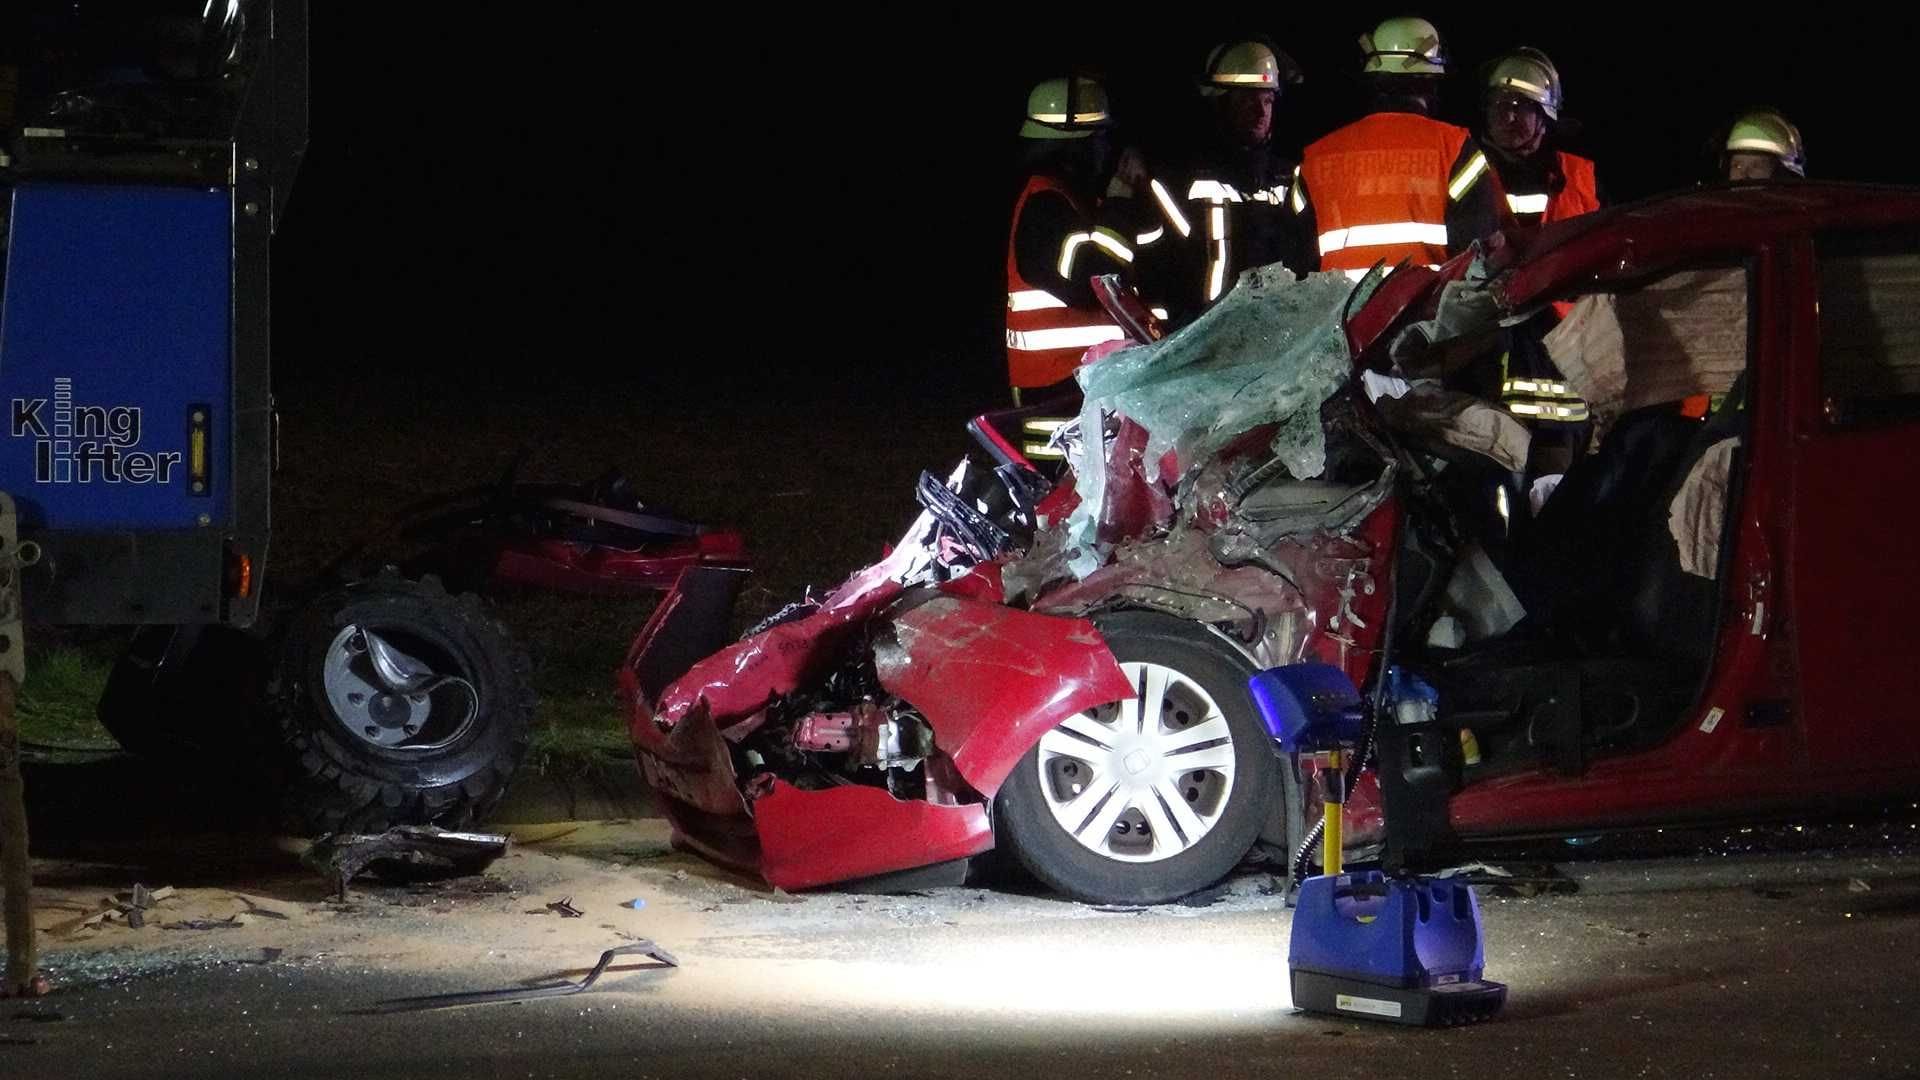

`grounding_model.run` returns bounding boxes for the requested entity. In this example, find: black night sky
[7,7,1916,403]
